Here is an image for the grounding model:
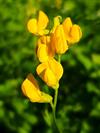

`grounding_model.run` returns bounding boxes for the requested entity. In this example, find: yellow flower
[36,58,63,89]
[37,36,55,62]
[27,10,49,36]
[62,17,82,44]
[50,24,68,54]
[21,73,52,103]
